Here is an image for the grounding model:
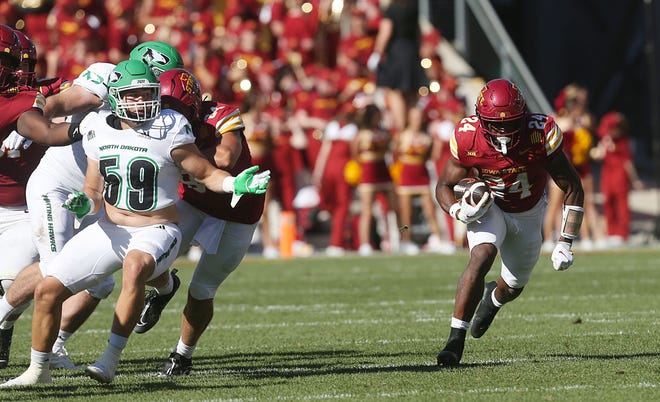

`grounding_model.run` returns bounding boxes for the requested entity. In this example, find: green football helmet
[107,59,161,122]
[129,41,184,77]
